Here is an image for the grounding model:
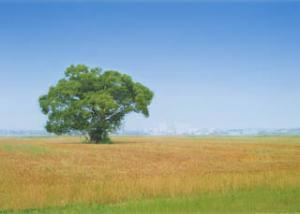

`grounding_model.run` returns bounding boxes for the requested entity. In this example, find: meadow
[0,136,299,213]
